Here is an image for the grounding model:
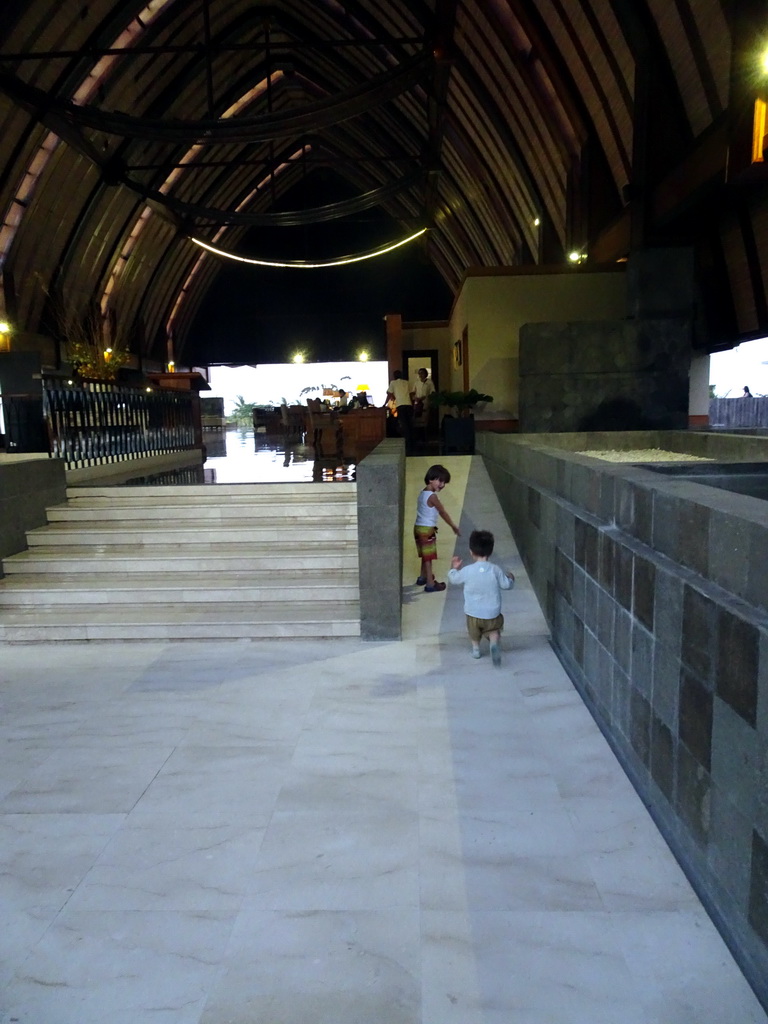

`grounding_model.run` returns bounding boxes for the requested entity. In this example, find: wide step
[0,602,361,641]
[0,570,358,605]
[0,483,361,641]
[2,544,358,574]
[26,518,356,545]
